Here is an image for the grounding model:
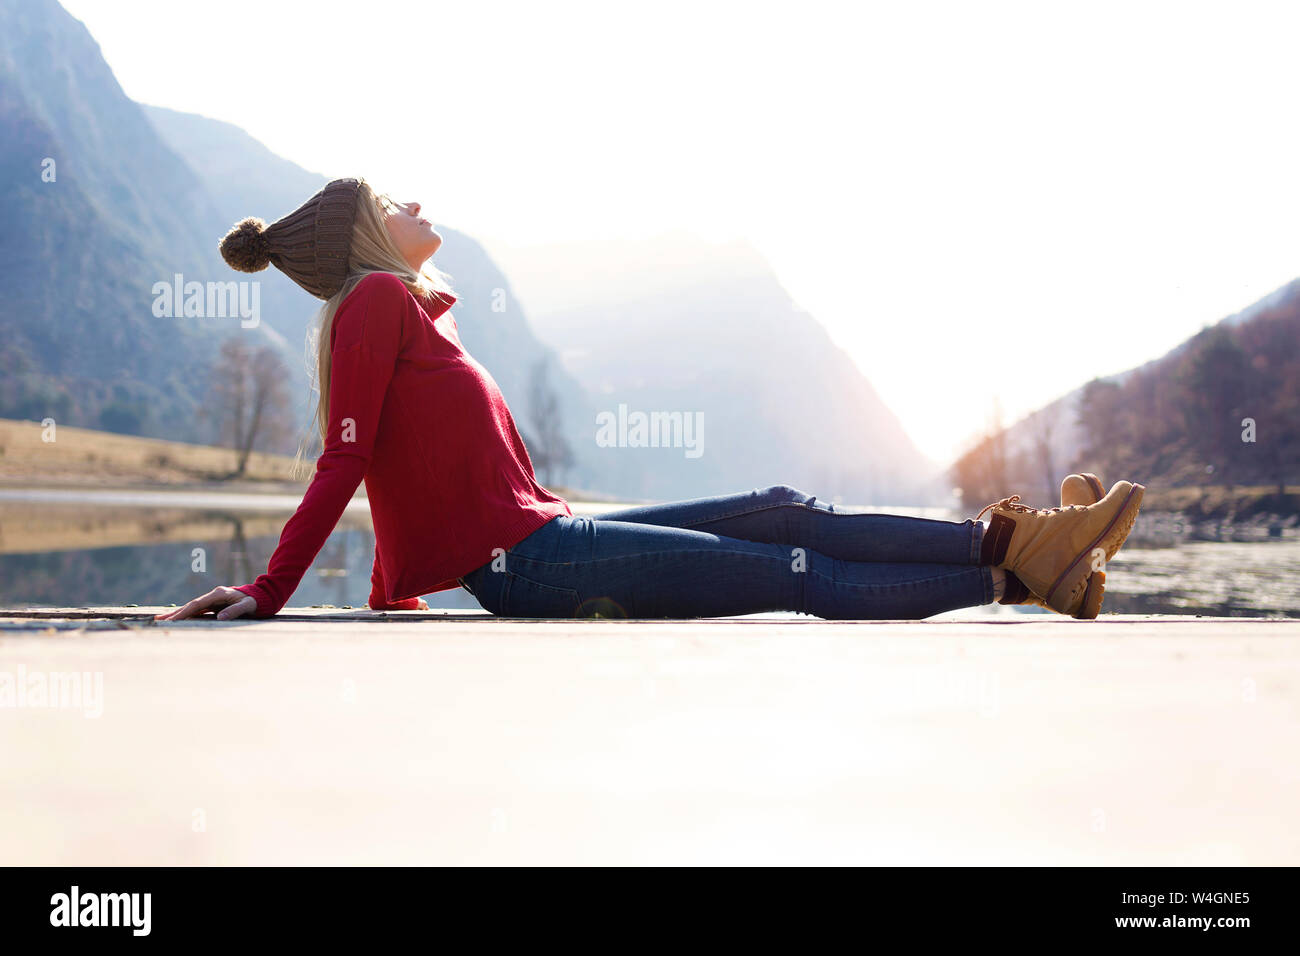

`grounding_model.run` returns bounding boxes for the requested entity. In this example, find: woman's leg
[464,514,993,620]
[595,484,983,566]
